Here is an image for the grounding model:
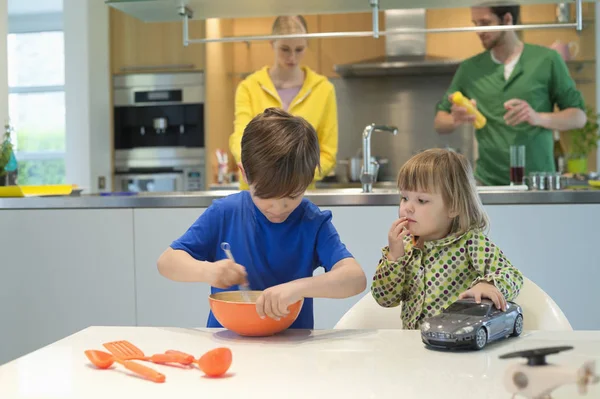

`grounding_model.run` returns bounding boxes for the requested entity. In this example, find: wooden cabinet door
[318,12,386,78]
[110,9,205,74]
